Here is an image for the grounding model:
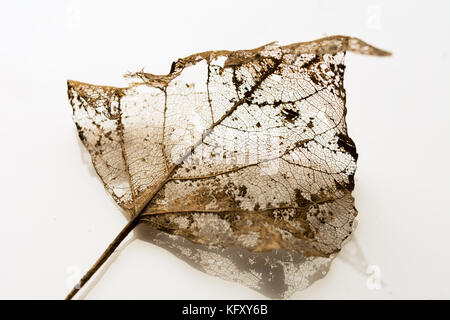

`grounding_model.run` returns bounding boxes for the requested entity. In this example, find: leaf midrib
[127,57,283,218]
